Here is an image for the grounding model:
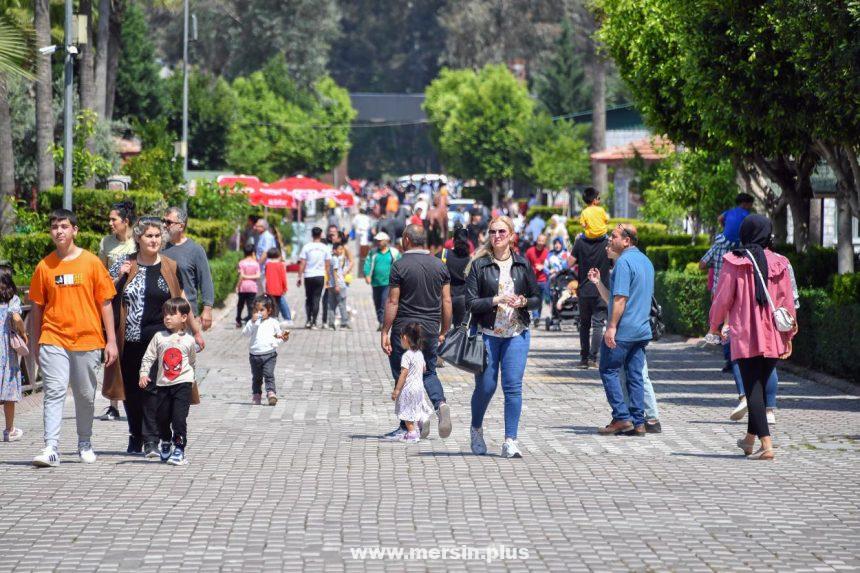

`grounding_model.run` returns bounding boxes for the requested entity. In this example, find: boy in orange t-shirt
[29,209,118,468]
